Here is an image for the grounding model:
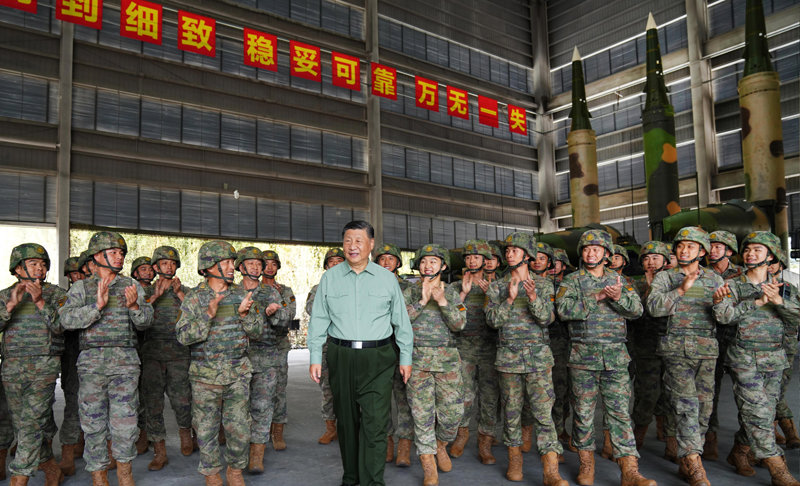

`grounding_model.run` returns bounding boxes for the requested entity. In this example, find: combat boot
[204,473,223,486]
[0,448,7,480]
[600,429,614,460]
[59,443,75,476]
[179,428,194,456]
[477,433,496,465]
[248,443,265,474]
[763,455,800,486]
[148,440,168,471]
[618,455,656,486]
[91,470,110,486]
[396,438,412,467]
[541,451,568,486]
[776,421,786,445]
[76,432,85,458]
[505,446,523,481]
[218,425,226,446]
[576,450,595,485]
[271,423,286,451]
[684,453,710,486]
[435,440,451,472]
[702,431,718,460]
[655,415,666,442]
[633,424,648,450]
[727,441,755,476]
[385,435,394,463]
[38,457,64,486]
[520,425,533,453]
[558,431,578,452]
[779,418,800,449]
[318,420,337,444]
[420,454,438,486]
[664,436,678,463]
[226,466,245,486]
[135,430,148,455]
[9,475,28,485]
[106,441,117,471]
[449,427,469,458]
[116,461,134,486]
